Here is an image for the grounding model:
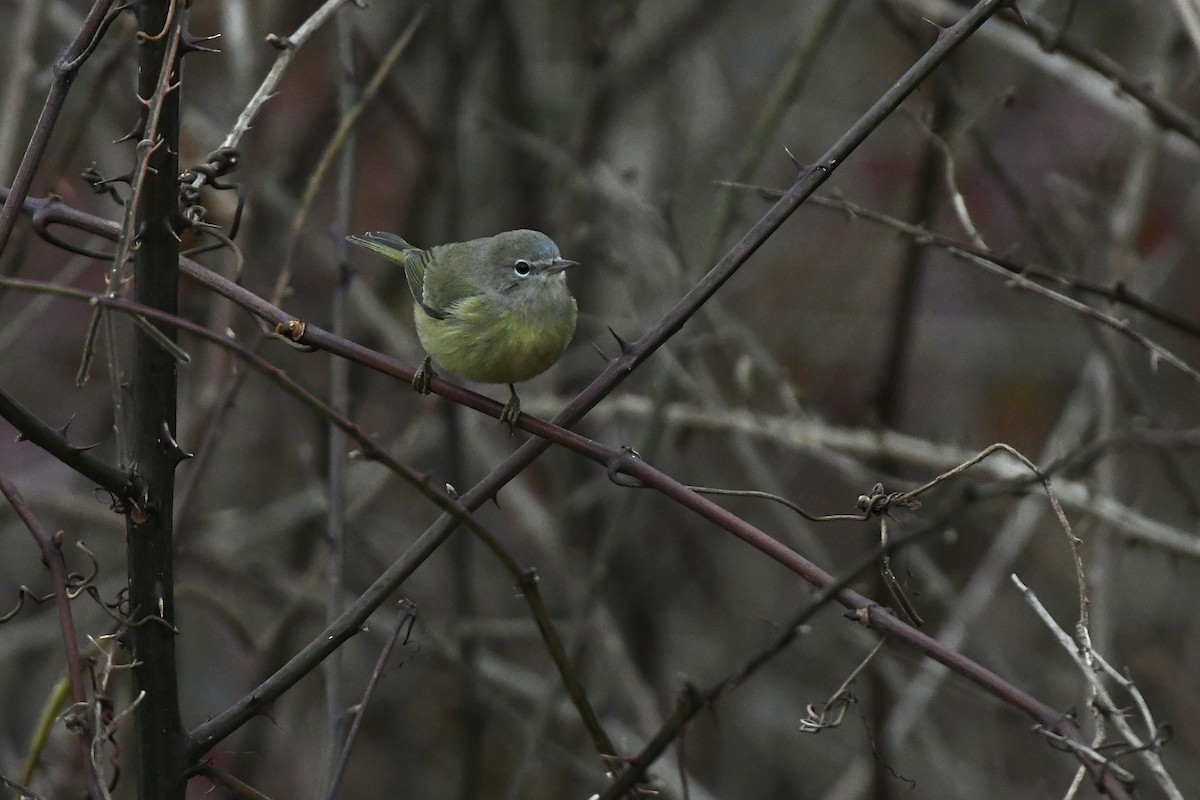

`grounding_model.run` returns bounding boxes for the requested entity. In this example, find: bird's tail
[345,231,417,261]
